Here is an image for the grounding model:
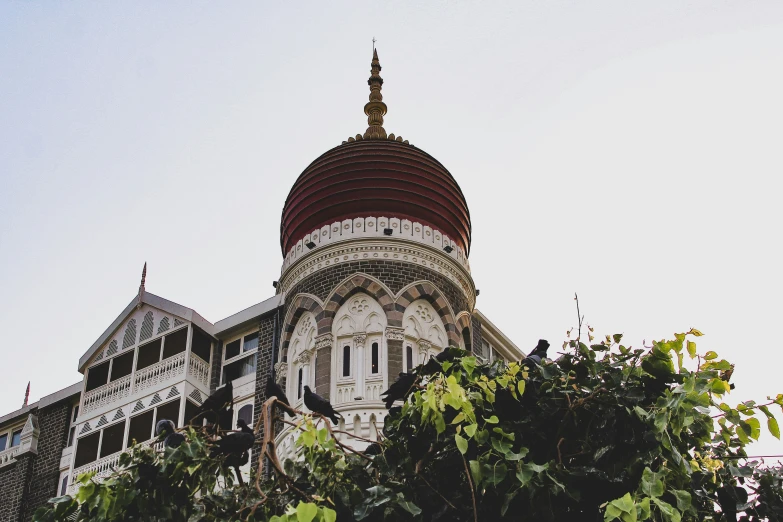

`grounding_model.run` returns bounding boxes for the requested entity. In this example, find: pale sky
[1,2,782,457]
